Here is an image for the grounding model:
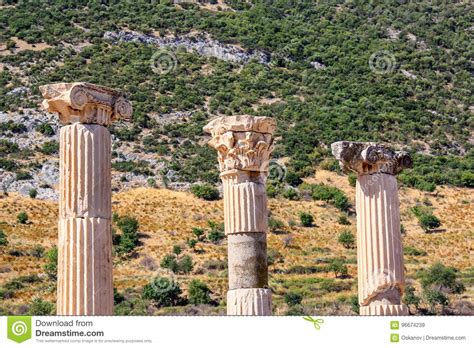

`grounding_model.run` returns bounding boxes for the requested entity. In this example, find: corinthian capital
[204,115,276,173]
[39,82,132,126]
[331,141,412,176]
